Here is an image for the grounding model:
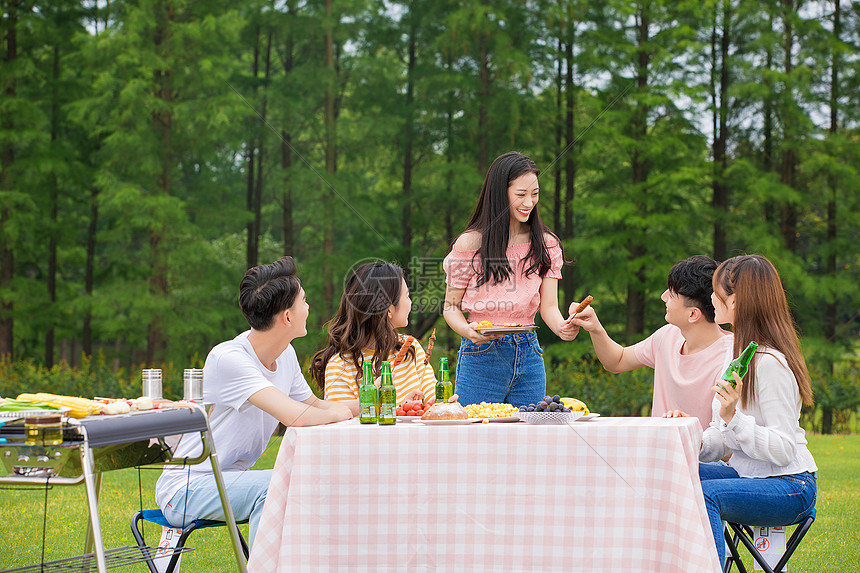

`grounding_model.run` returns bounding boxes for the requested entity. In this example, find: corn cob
[17,392,99,418]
